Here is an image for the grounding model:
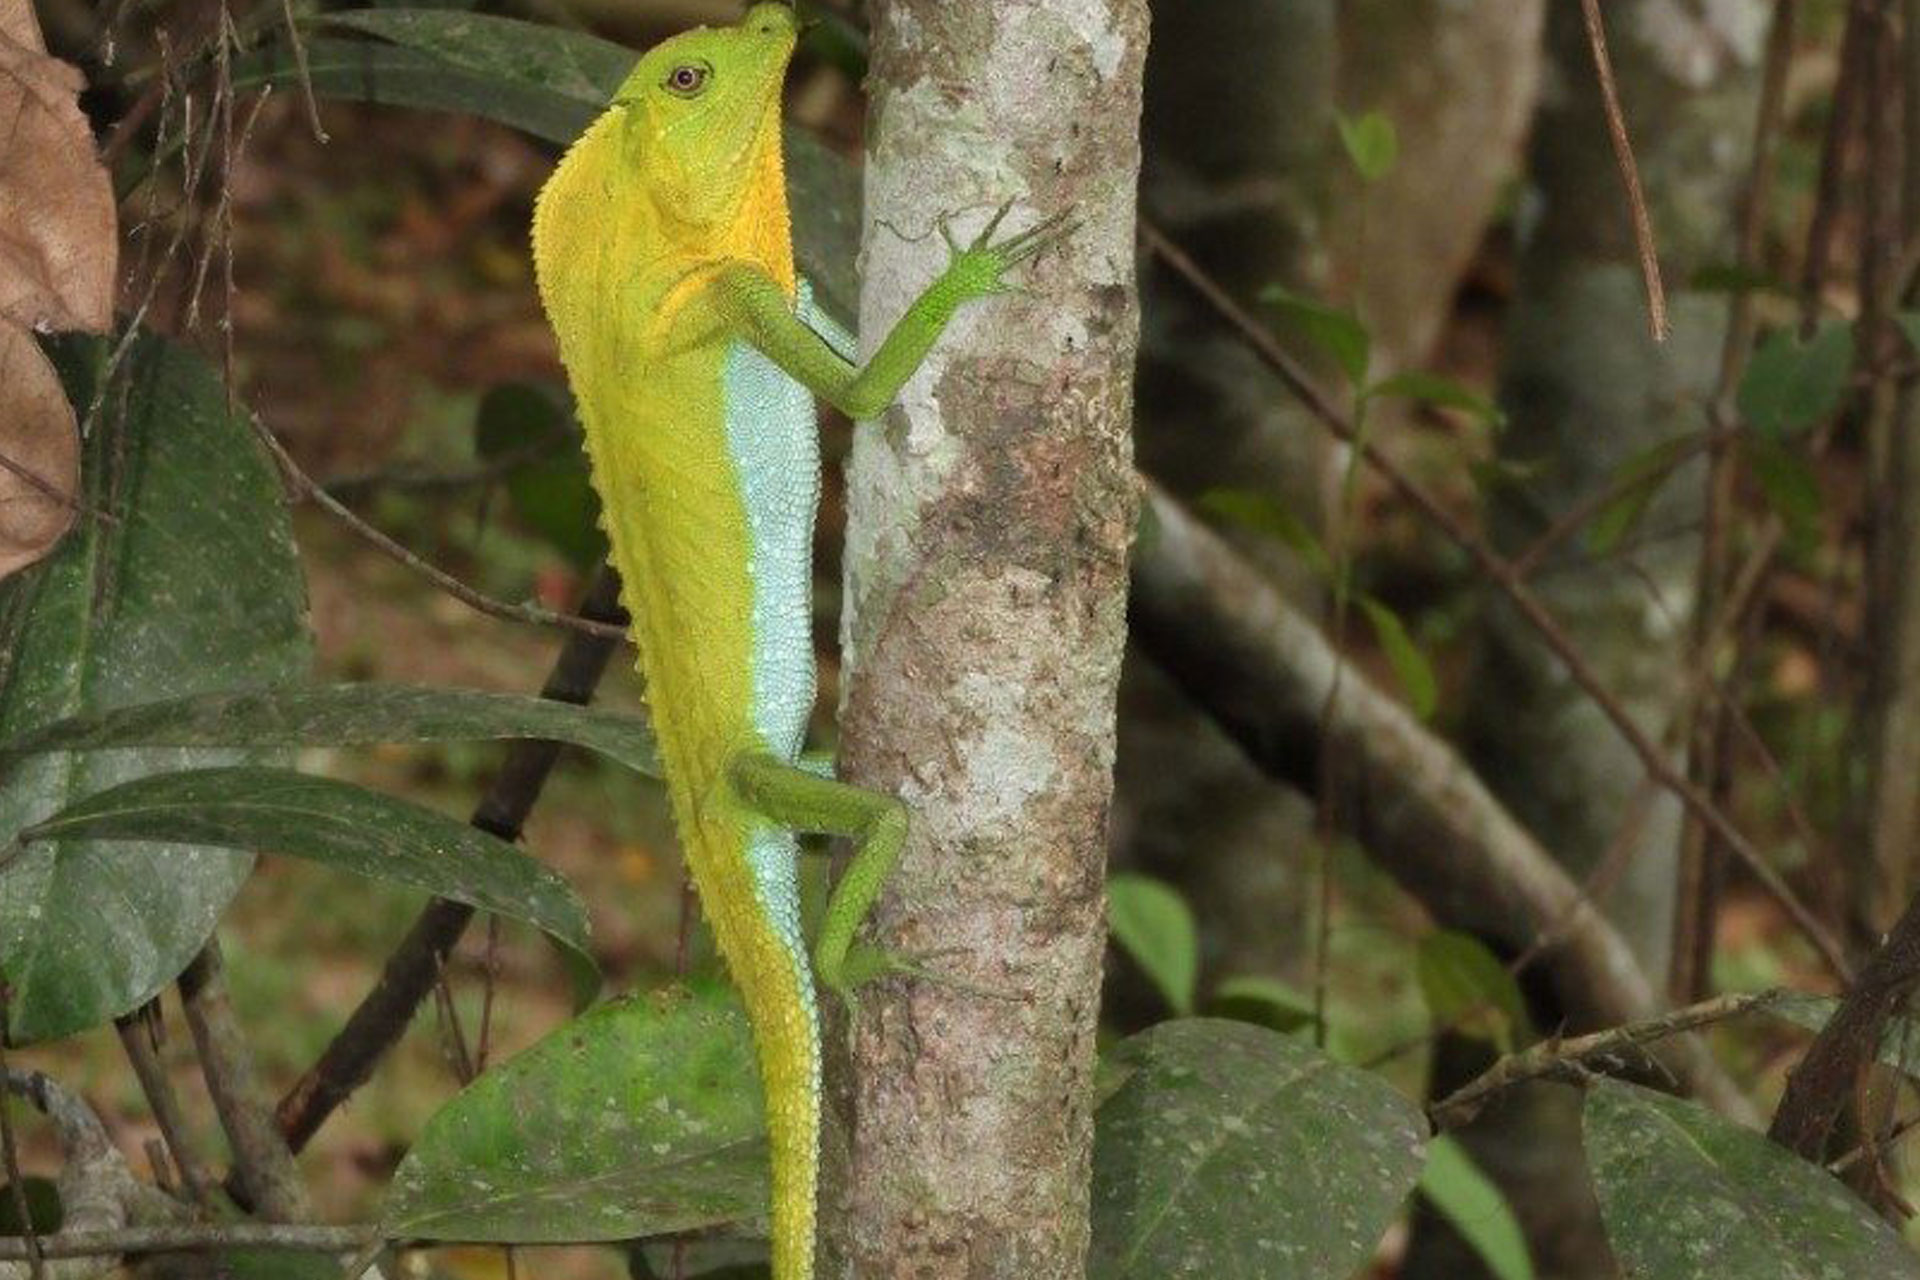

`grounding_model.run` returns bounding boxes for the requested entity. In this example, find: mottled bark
[1408,3,1770,1277]
[828,2,1145,1277]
